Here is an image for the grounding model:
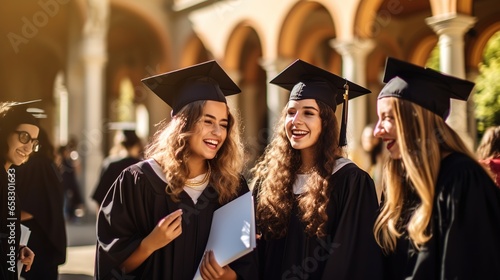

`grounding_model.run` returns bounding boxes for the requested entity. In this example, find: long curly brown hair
[144,100,244,204]
[251,100,343,238]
